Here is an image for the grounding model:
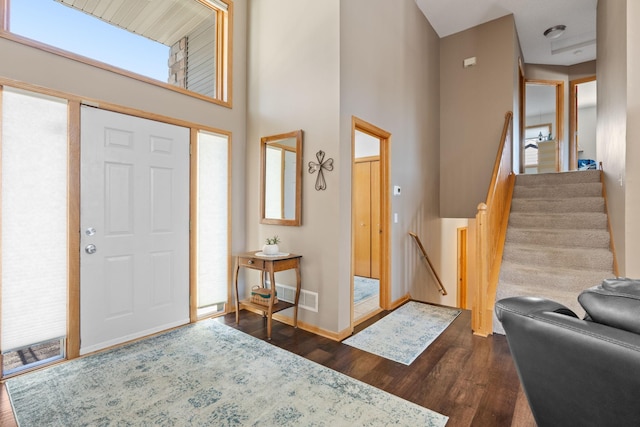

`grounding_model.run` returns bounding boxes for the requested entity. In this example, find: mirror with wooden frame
[260,130,303,226]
